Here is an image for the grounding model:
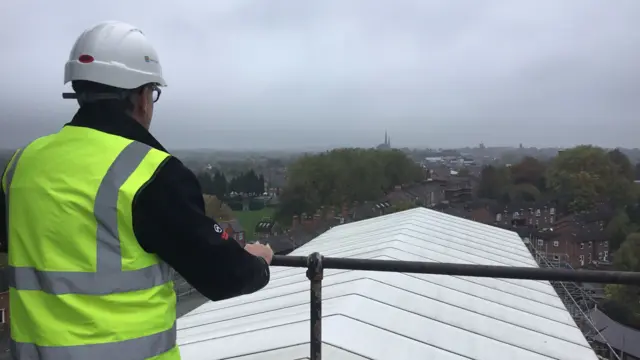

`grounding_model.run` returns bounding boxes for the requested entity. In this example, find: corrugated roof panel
[177,207,598,360]
[205,343,368,360]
